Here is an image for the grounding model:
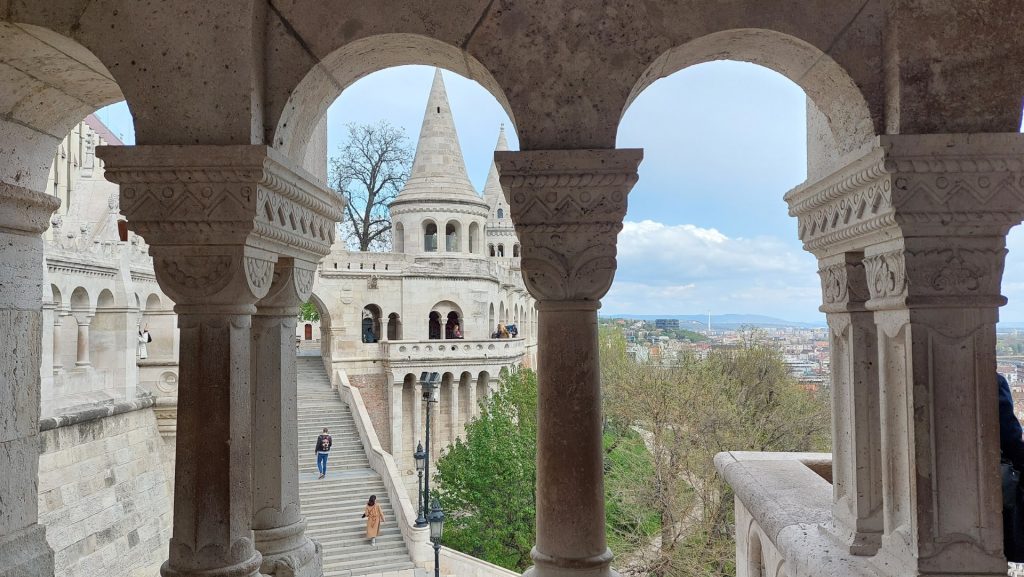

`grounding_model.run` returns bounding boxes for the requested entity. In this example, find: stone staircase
[297,357,416,576]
